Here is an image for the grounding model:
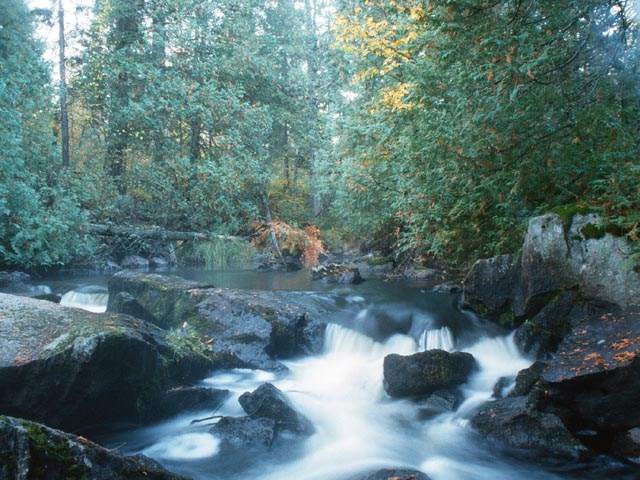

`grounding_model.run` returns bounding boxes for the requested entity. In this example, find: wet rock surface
[238,383,314,435]
[359,468,432,480]
[211,416,277,448]
[471,396,587,459]
[0,416,189,480]
[383,349,476,398]
[0,293,213,433]
[108,271,327,370]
